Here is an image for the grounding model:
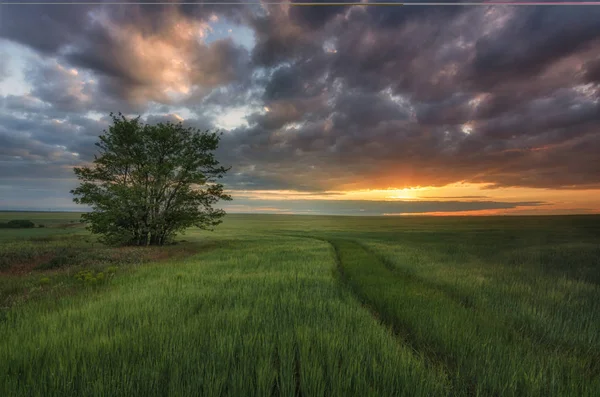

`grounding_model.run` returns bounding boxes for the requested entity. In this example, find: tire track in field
[279,234,457,368]
[277,233,462,394]
[356,241,477,310]
[327,238,600,396]
[356,241,600,375]
[325,239,473,397]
